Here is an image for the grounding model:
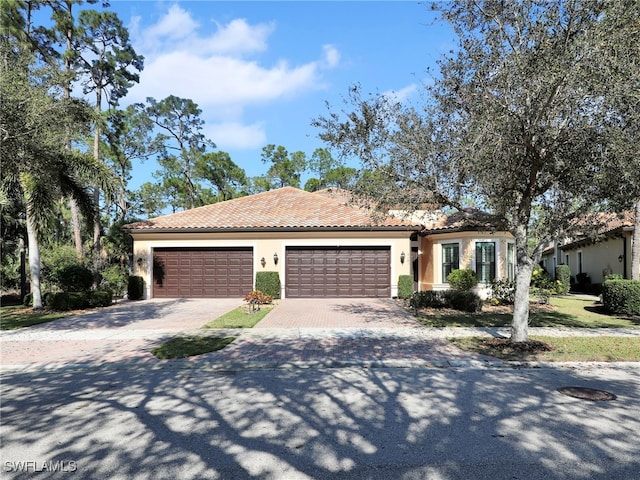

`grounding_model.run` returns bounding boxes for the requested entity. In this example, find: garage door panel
[286,247,390,298]
[153,247,253,298]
